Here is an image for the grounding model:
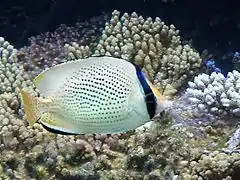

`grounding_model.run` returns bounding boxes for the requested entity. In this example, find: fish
[20,56,170,135]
